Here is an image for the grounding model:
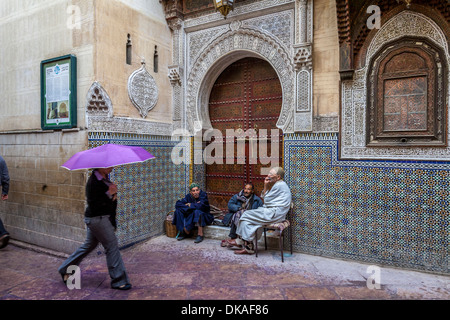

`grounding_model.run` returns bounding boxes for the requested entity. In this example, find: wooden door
[206,57,283,209]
